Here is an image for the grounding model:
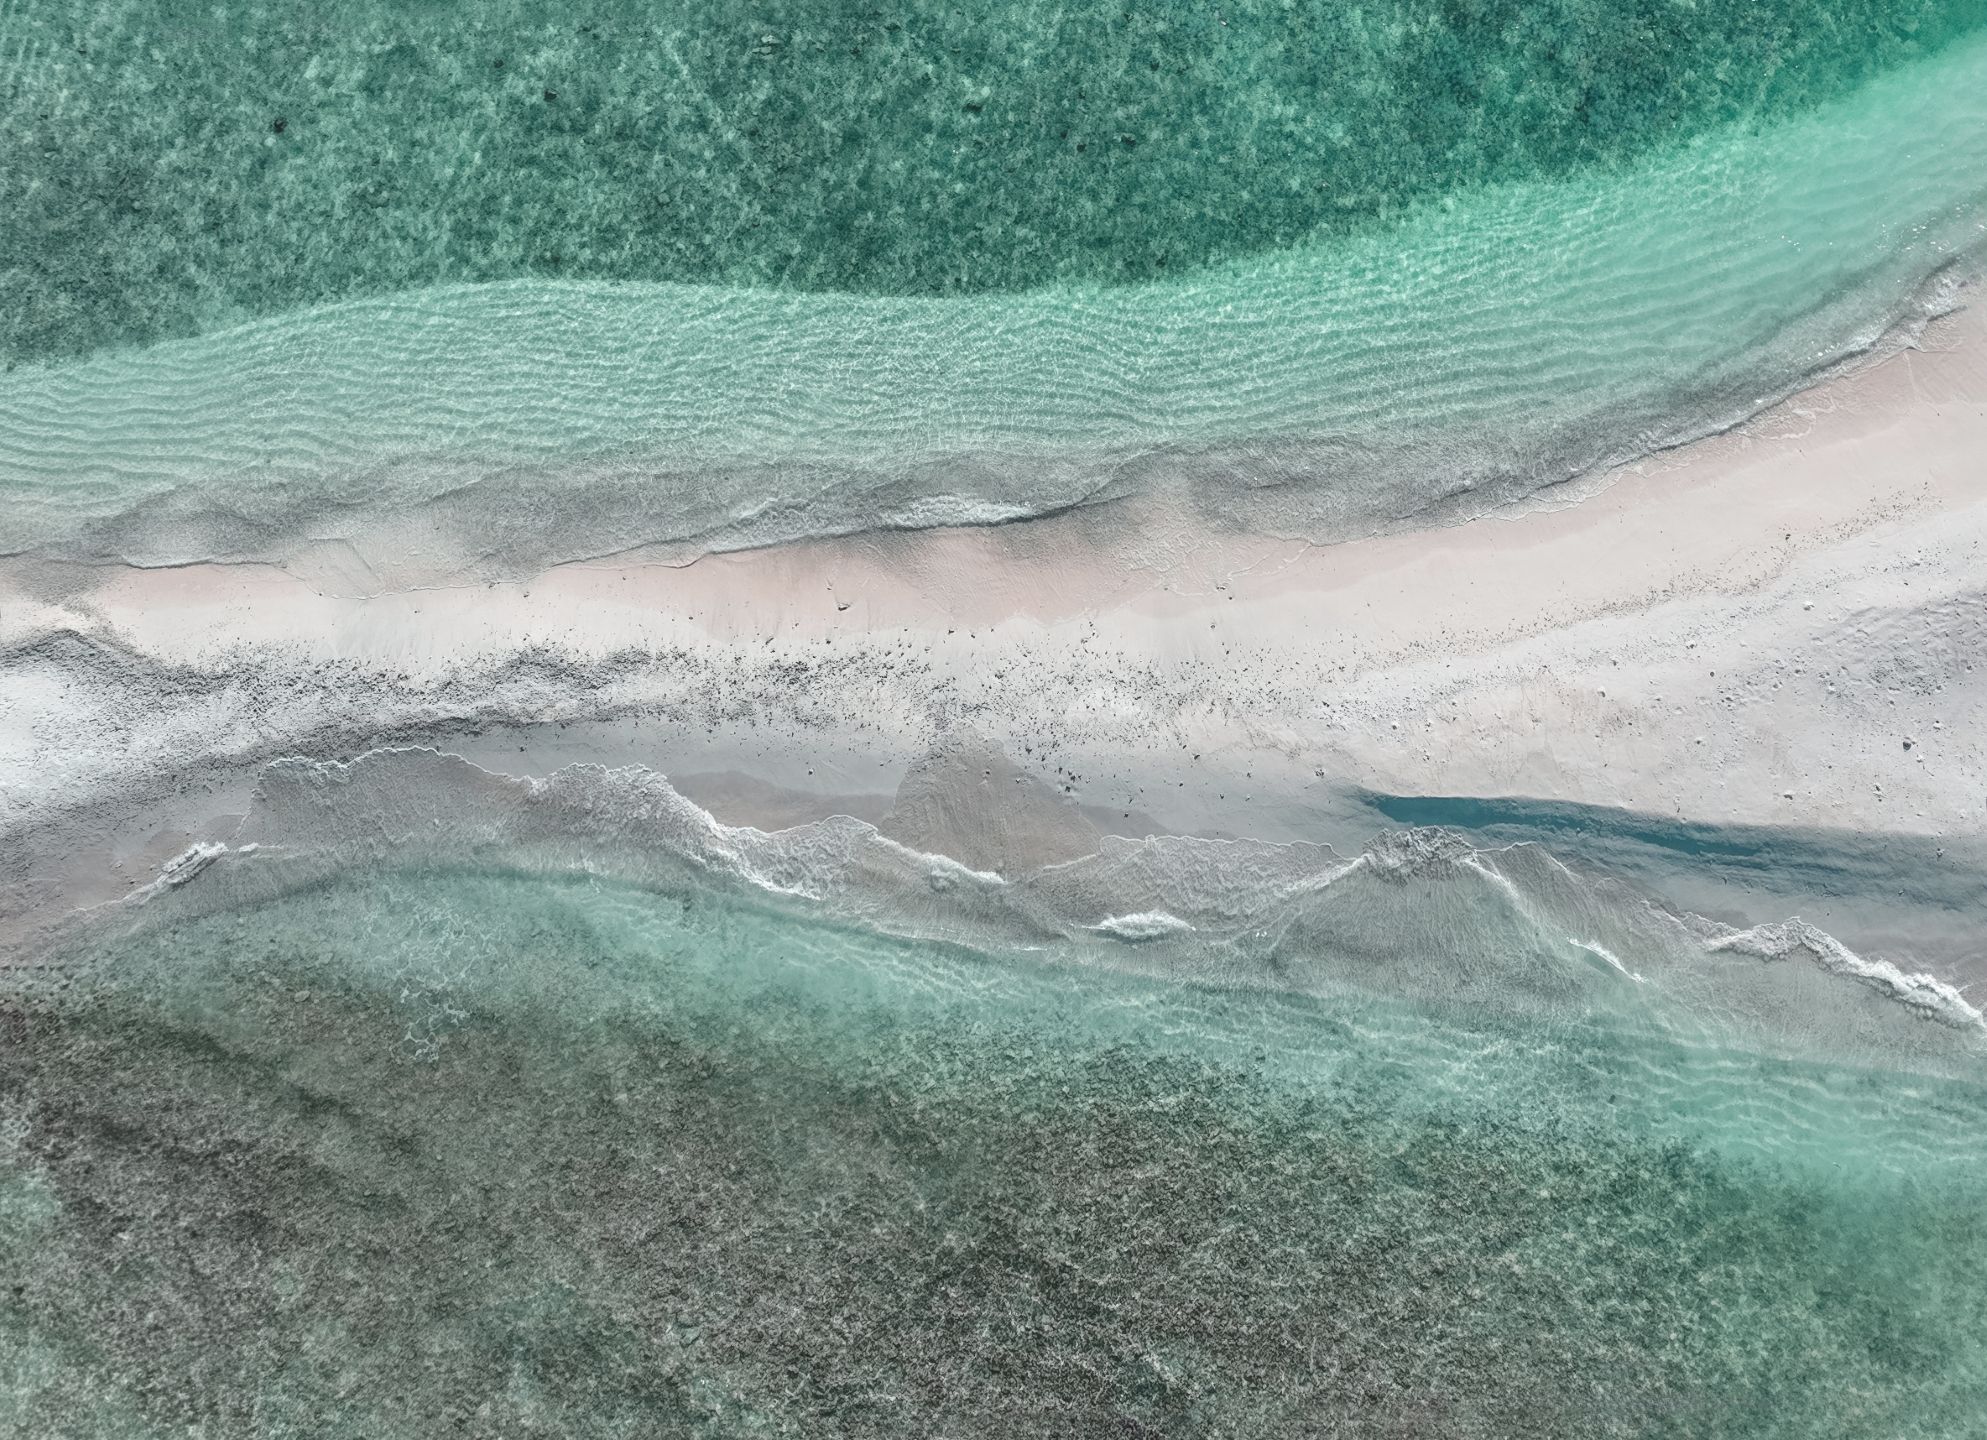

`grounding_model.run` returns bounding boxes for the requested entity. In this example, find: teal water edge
[2,0,1979,364]
[3,33,1986,572]
[5,848,1985,1438]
